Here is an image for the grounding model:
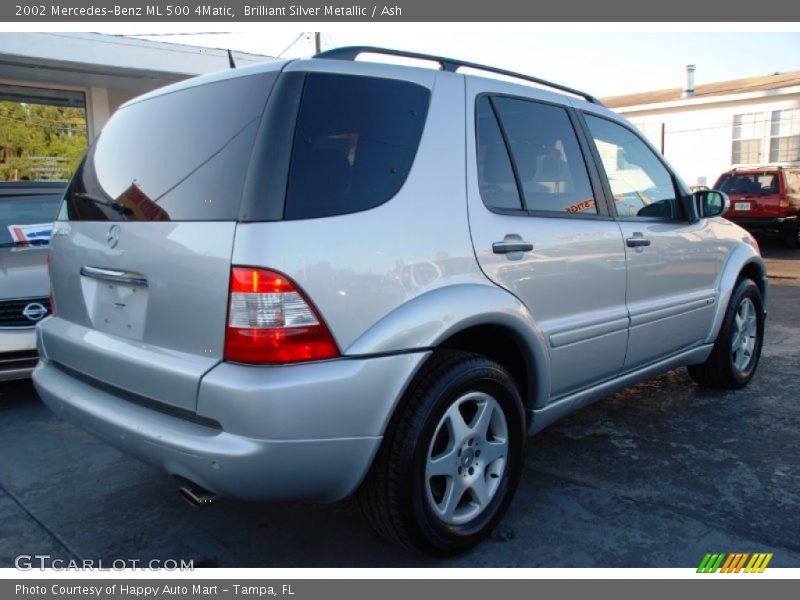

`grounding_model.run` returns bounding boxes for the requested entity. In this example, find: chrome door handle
[80,266,148,287]
[492,240,533,254]
[626,236,651,248]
